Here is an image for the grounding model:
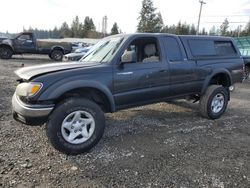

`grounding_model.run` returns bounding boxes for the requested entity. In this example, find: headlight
[16,82,43,97]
